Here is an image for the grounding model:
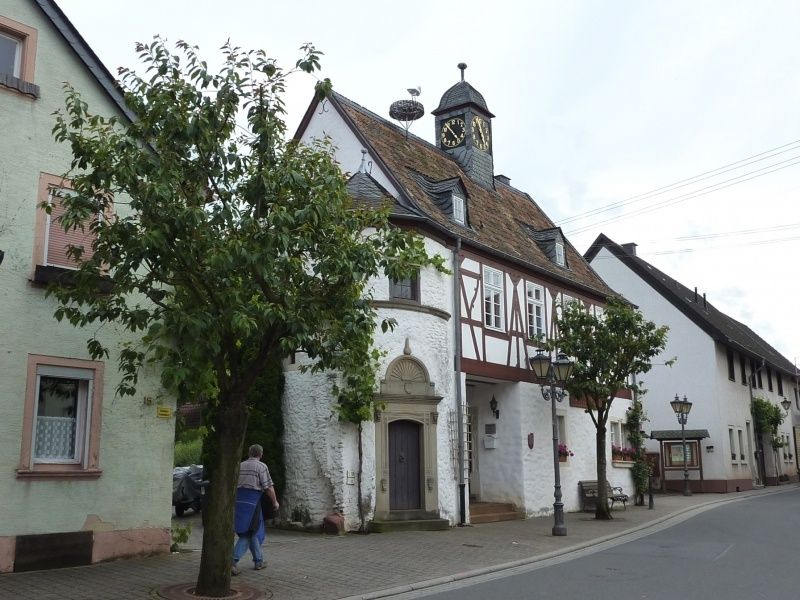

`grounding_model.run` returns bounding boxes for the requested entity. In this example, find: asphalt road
[393,488,800,600]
